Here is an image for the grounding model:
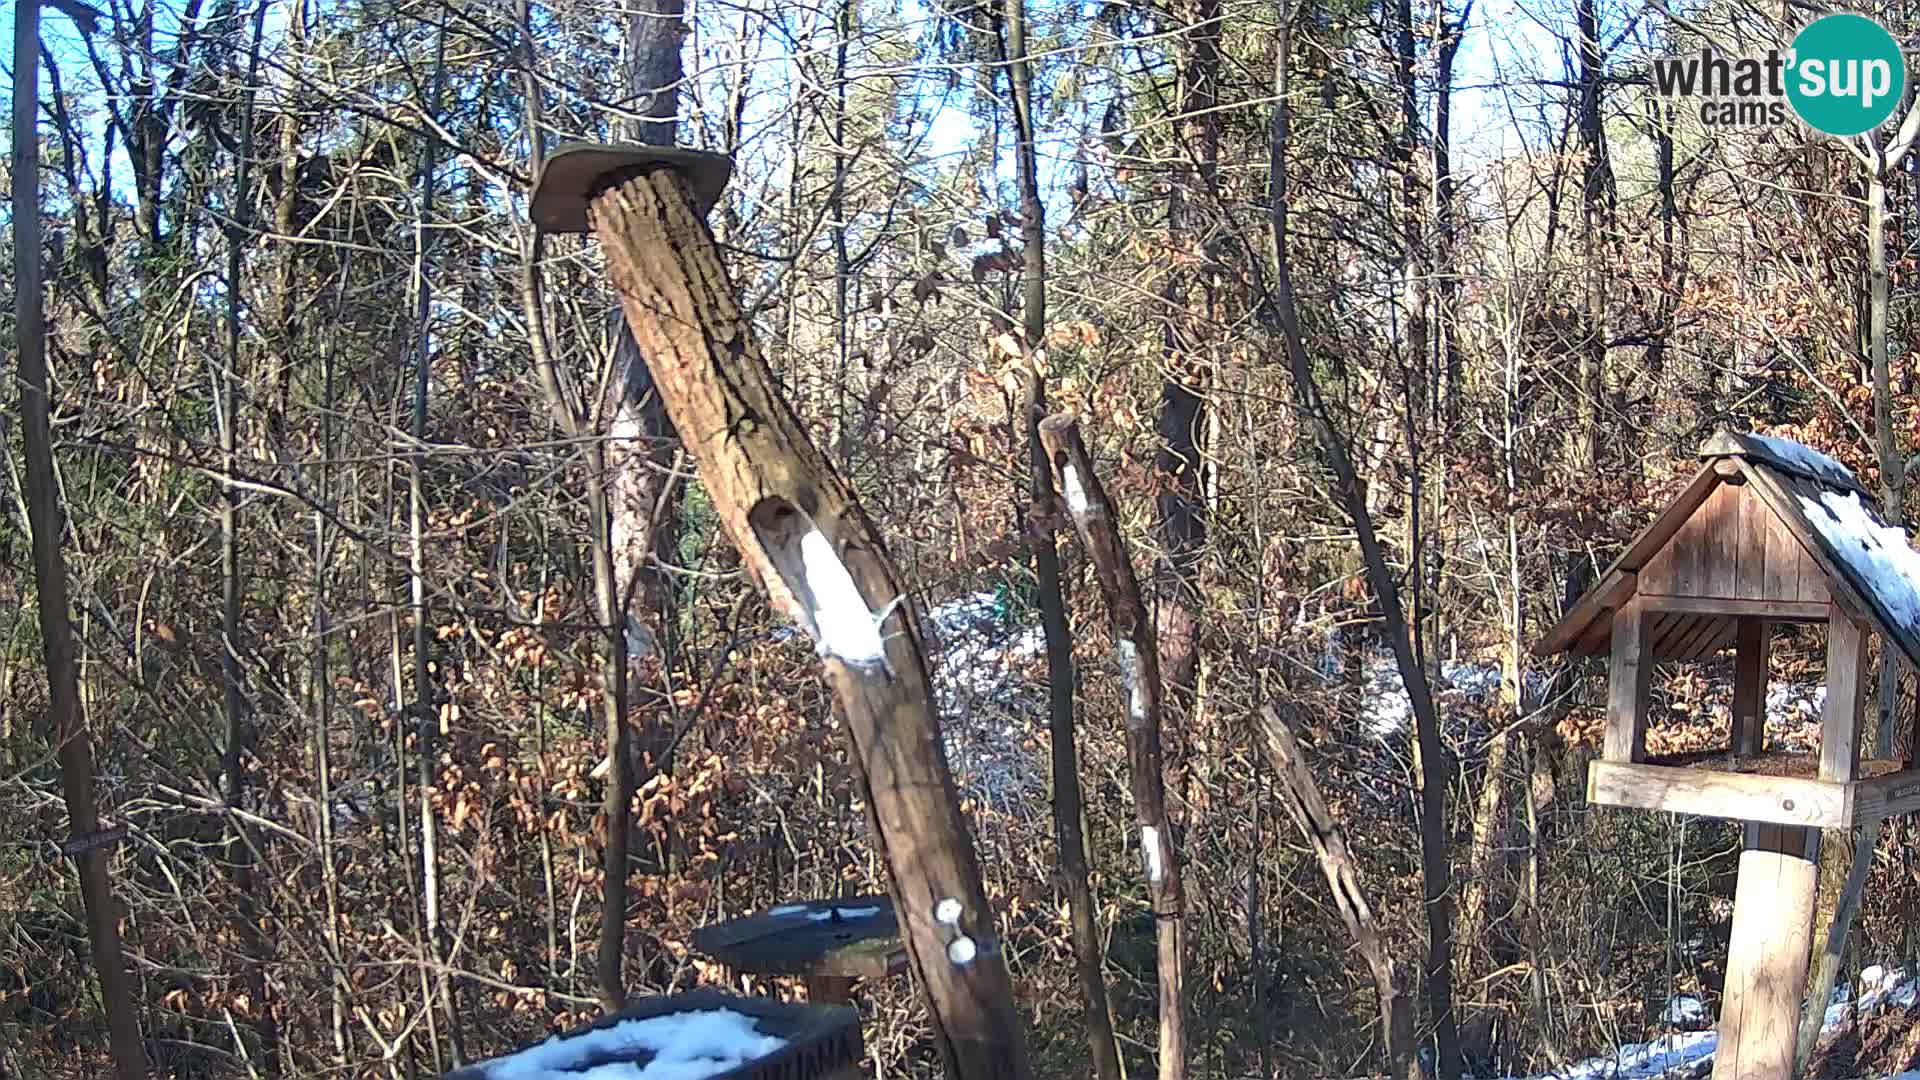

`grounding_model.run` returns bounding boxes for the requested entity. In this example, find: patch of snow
[1797,489,1920,643]
[1746,434,1859,490]
[767,904,807,916]
[925,591,1047,804]
[1661,995,1710,1030]
[472,1008,786,1080]
[1492,969,1916,1080]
